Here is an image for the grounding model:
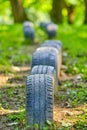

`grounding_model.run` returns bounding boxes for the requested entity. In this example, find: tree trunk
[84,0,87,24]
[67,5,76,24]
[50,0,65,23]
[10,0,28,23]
